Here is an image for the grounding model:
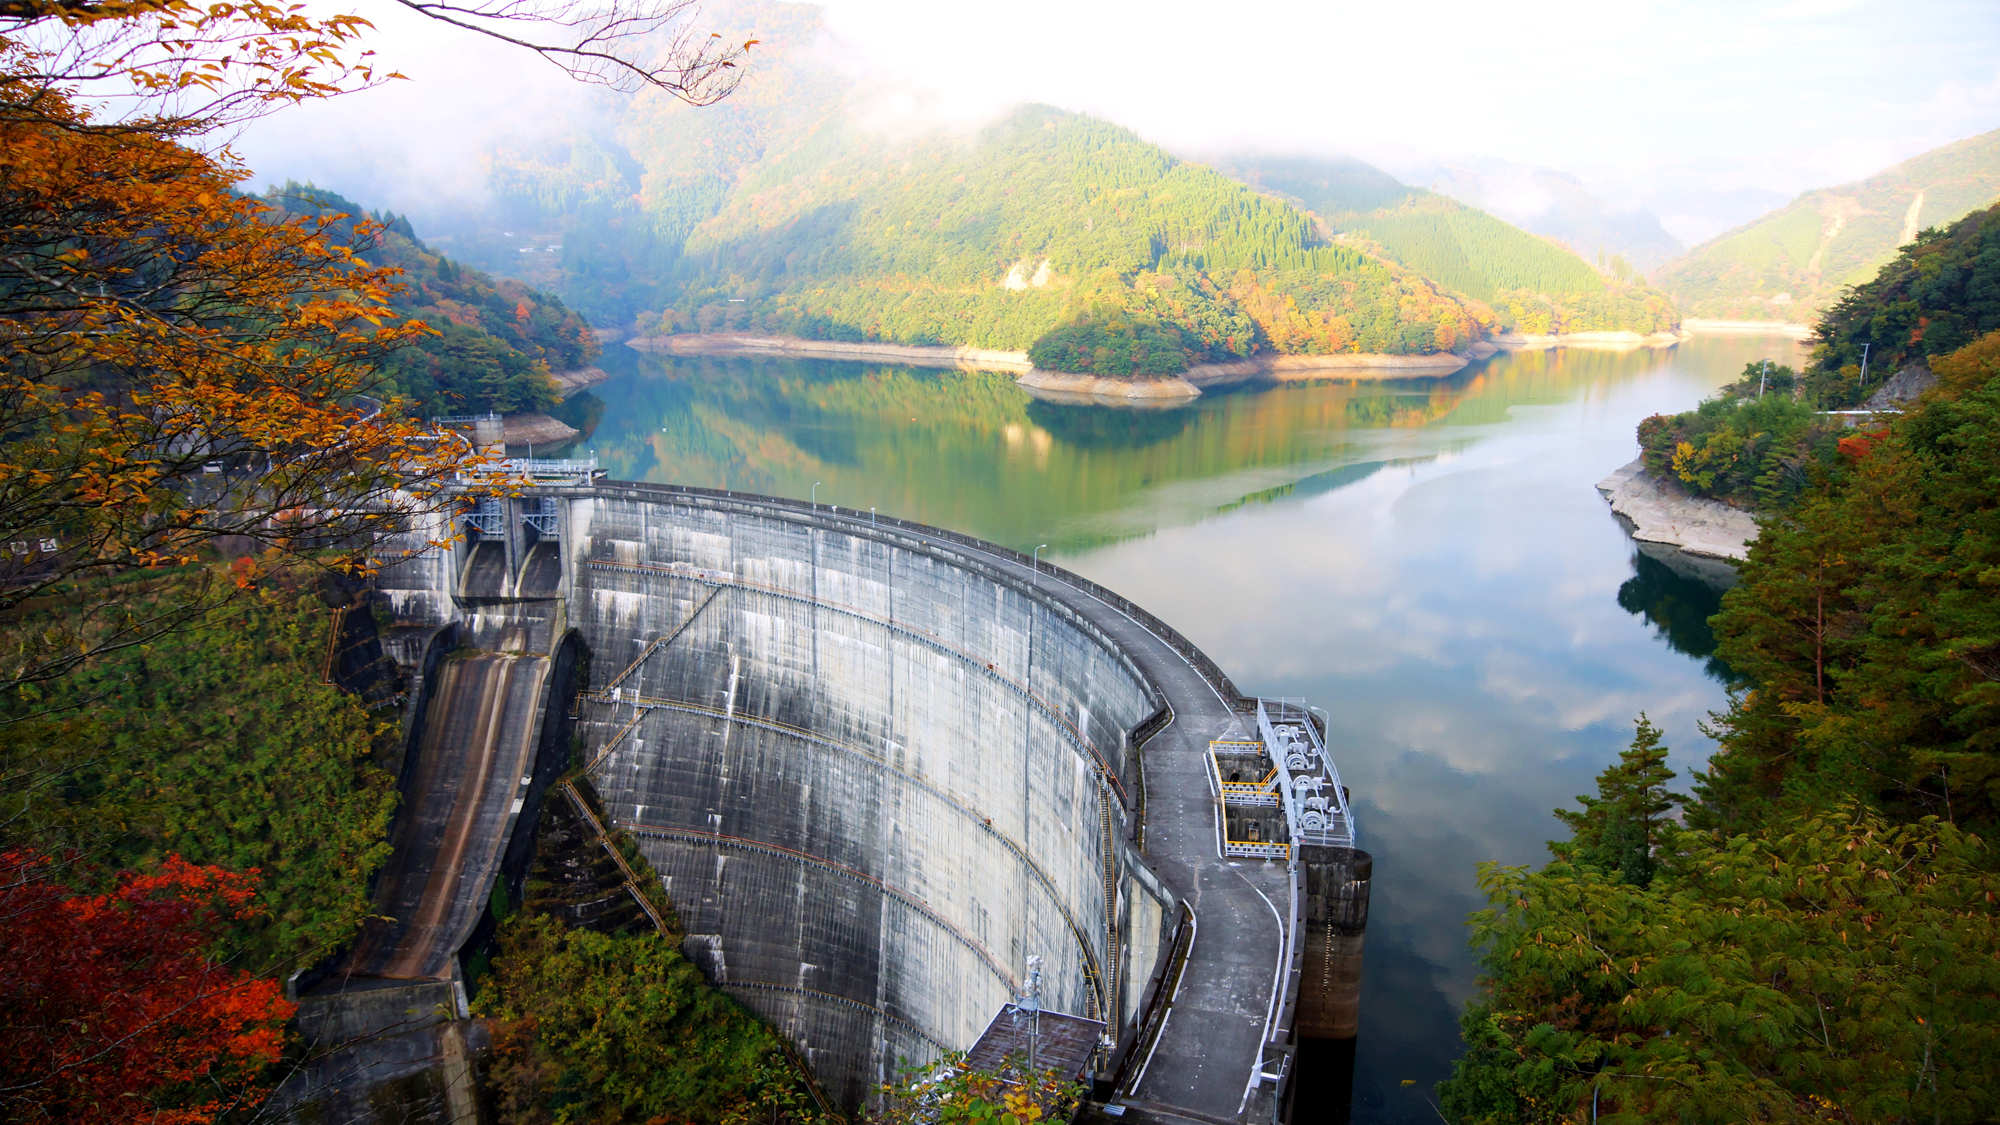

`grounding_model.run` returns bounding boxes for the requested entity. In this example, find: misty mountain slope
[1654,126,2000,322]
[1399,157,1685,273]
[268,184,595,416]
[474,1,839,322]
[1221,155,1678,336]
[472,0,1681,363]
